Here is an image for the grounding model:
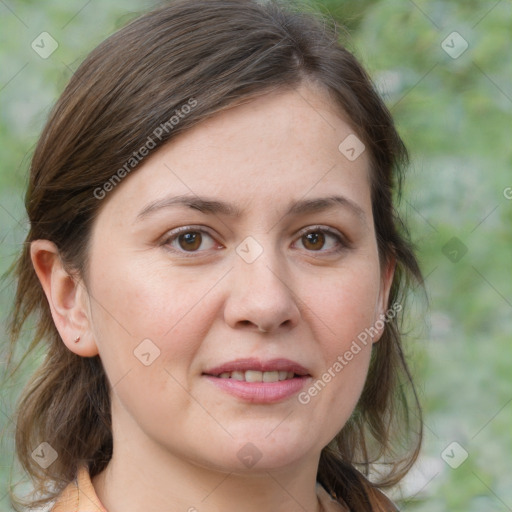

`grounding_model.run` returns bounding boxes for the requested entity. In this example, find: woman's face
[83,83,393,473]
